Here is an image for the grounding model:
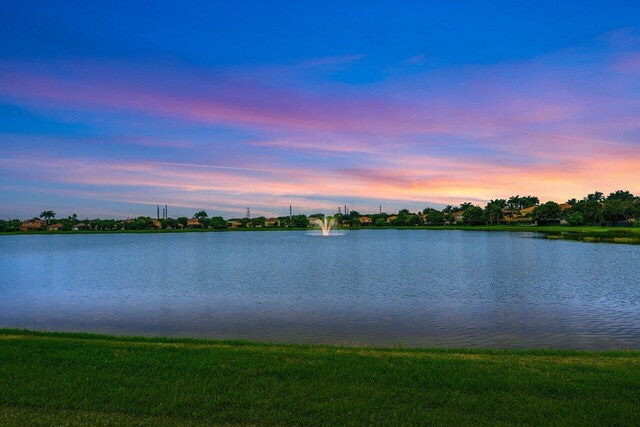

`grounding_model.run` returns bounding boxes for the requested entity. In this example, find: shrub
[567,212,586,226]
